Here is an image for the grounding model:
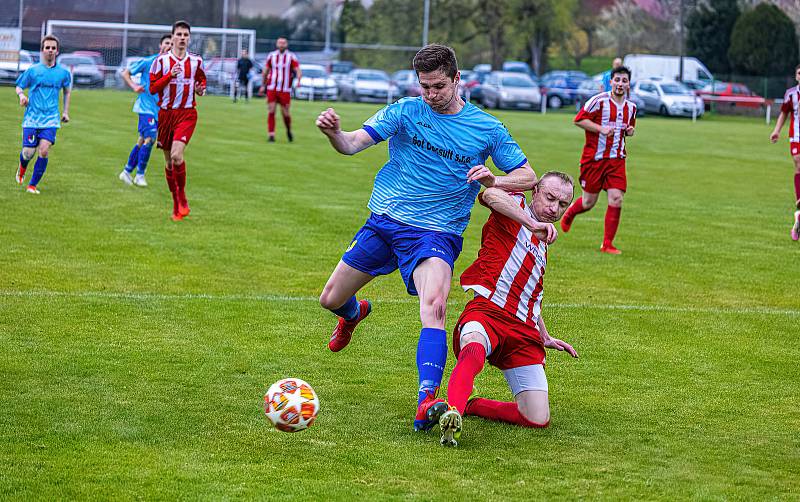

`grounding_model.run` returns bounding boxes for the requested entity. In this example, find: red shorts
[267,90,291,105]
[579,158,627,193]
[157,108,198,151]
[790,143,800,156]
[453,296,545,371]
